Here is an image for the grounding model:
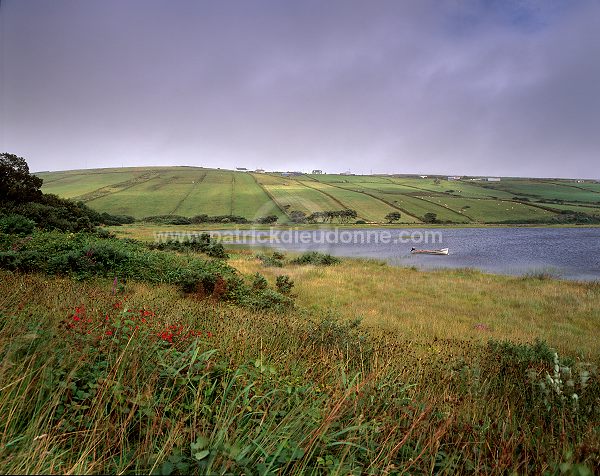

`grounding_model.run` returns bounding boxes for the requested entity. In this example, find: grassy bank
[230,251,600,359]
